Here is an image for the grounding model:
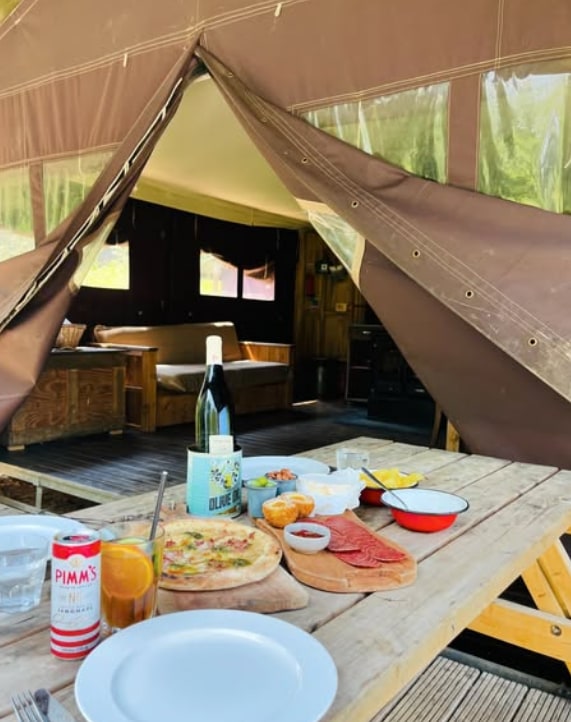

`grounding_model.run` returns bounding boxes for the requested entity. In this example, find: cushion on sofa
[156,360,289,394]
[93,322,242,364]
